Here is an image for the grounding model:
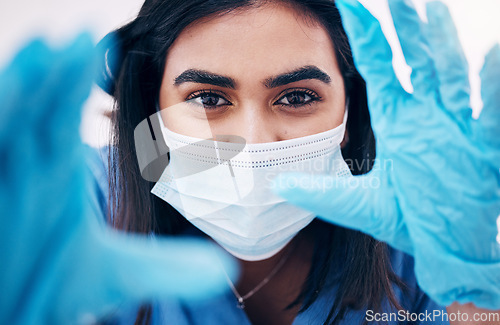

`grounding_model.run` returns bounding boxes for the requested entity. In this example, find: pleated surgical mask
[151,111,350,261]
